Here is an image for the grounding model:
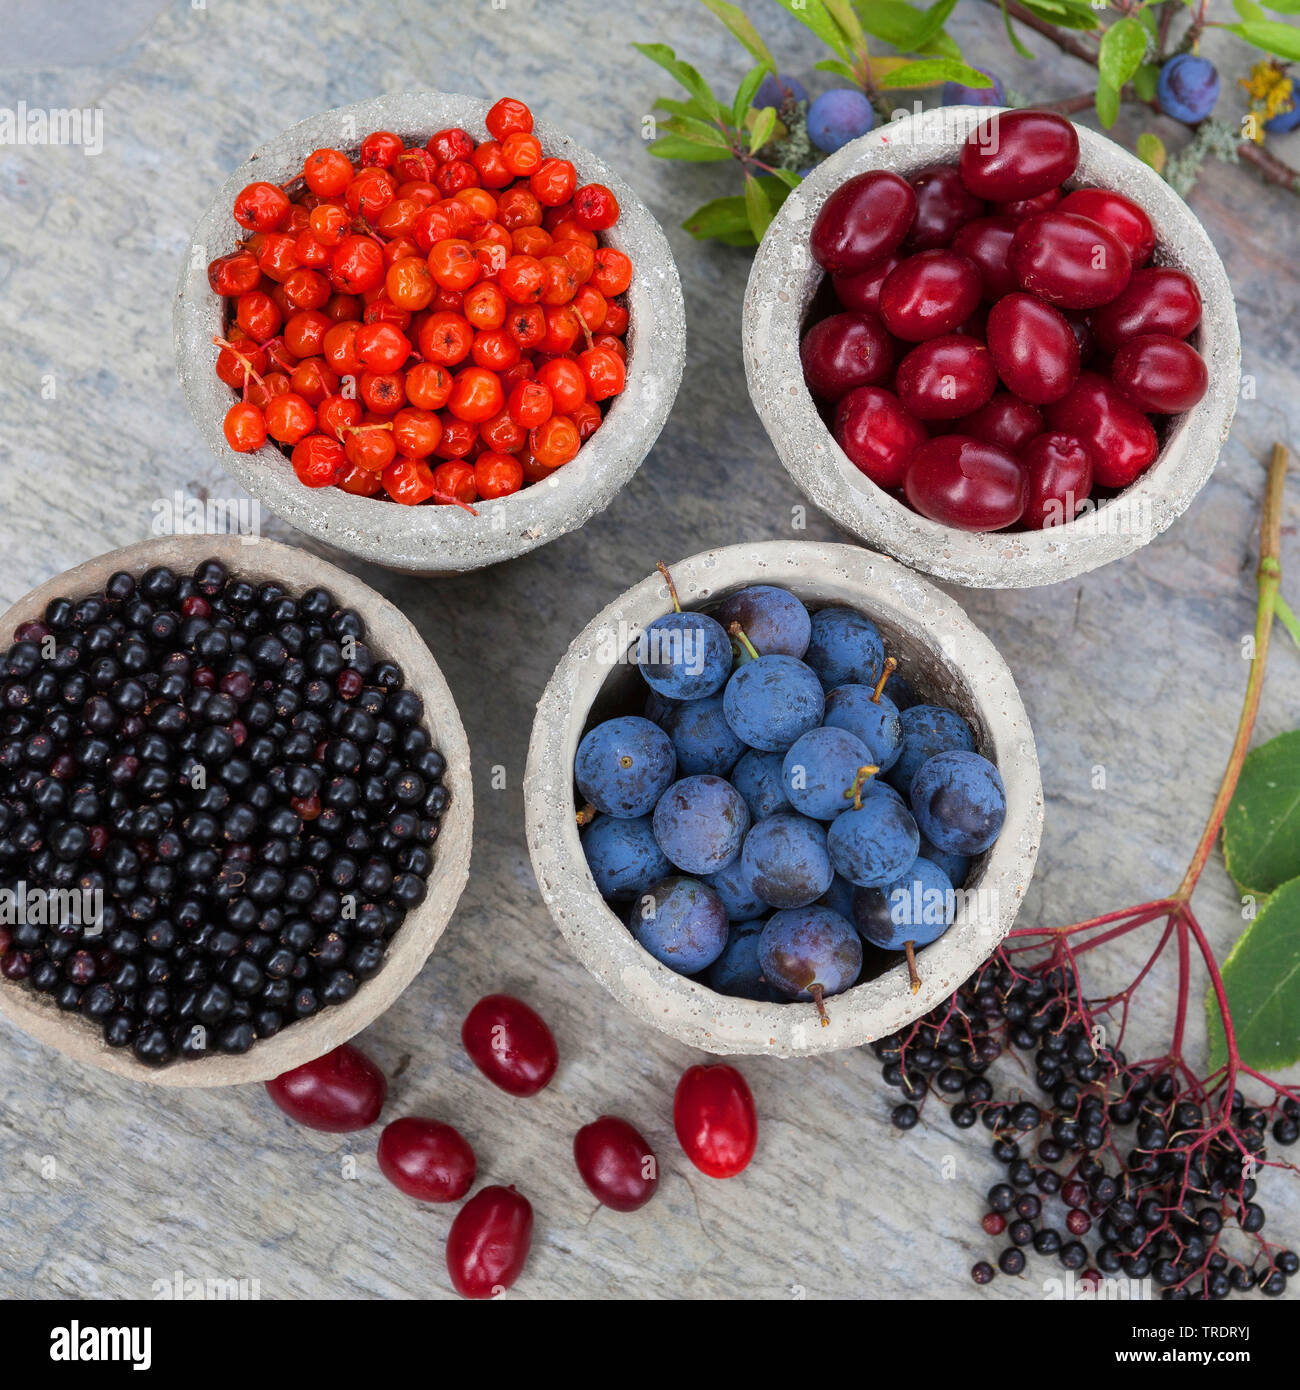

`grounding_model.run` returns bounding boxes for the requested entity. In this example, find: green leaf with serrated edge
[771,0,853,59]
[1136,131,1166,172]
[998,0,1037,58]
[647,135,734,161]
[1099,16,1149,90]
[733,62,771,127]
[1207,876,1300,1072]
[745,173,774,242]
[1096,75,1120,127]
[631,42,727,117]
[815,57,860,79]
[1223,730,1300,896]
[700,0,777,68]
[683,195,752,239]
[748,106,778,153]
[878,58,992,88]
[1133,62,1160,102]
[1226,19,1300,61]
[659,113,733,146]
